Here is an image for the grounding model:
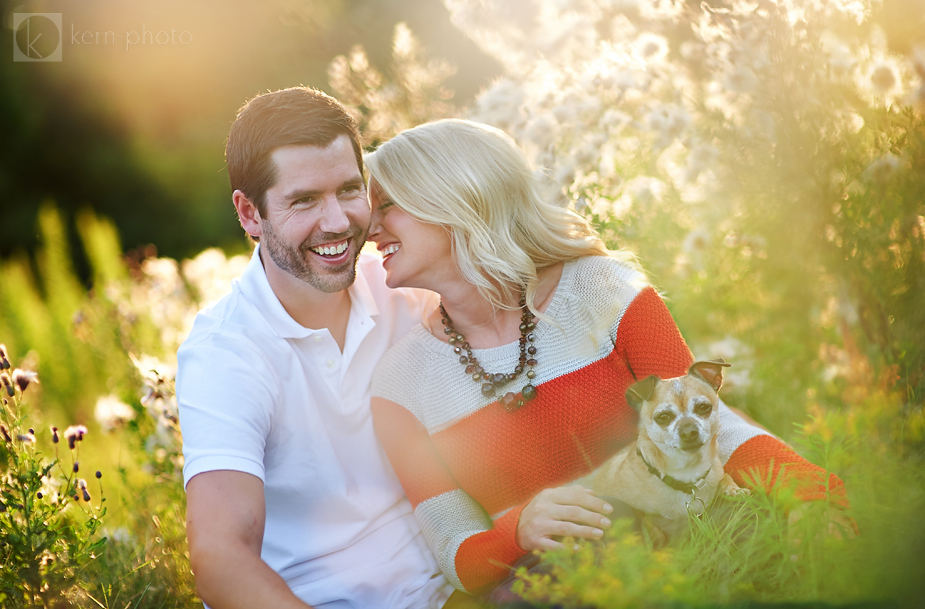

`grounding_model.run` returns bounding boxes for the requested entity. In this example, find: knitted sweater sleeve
[371,398,526,594]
